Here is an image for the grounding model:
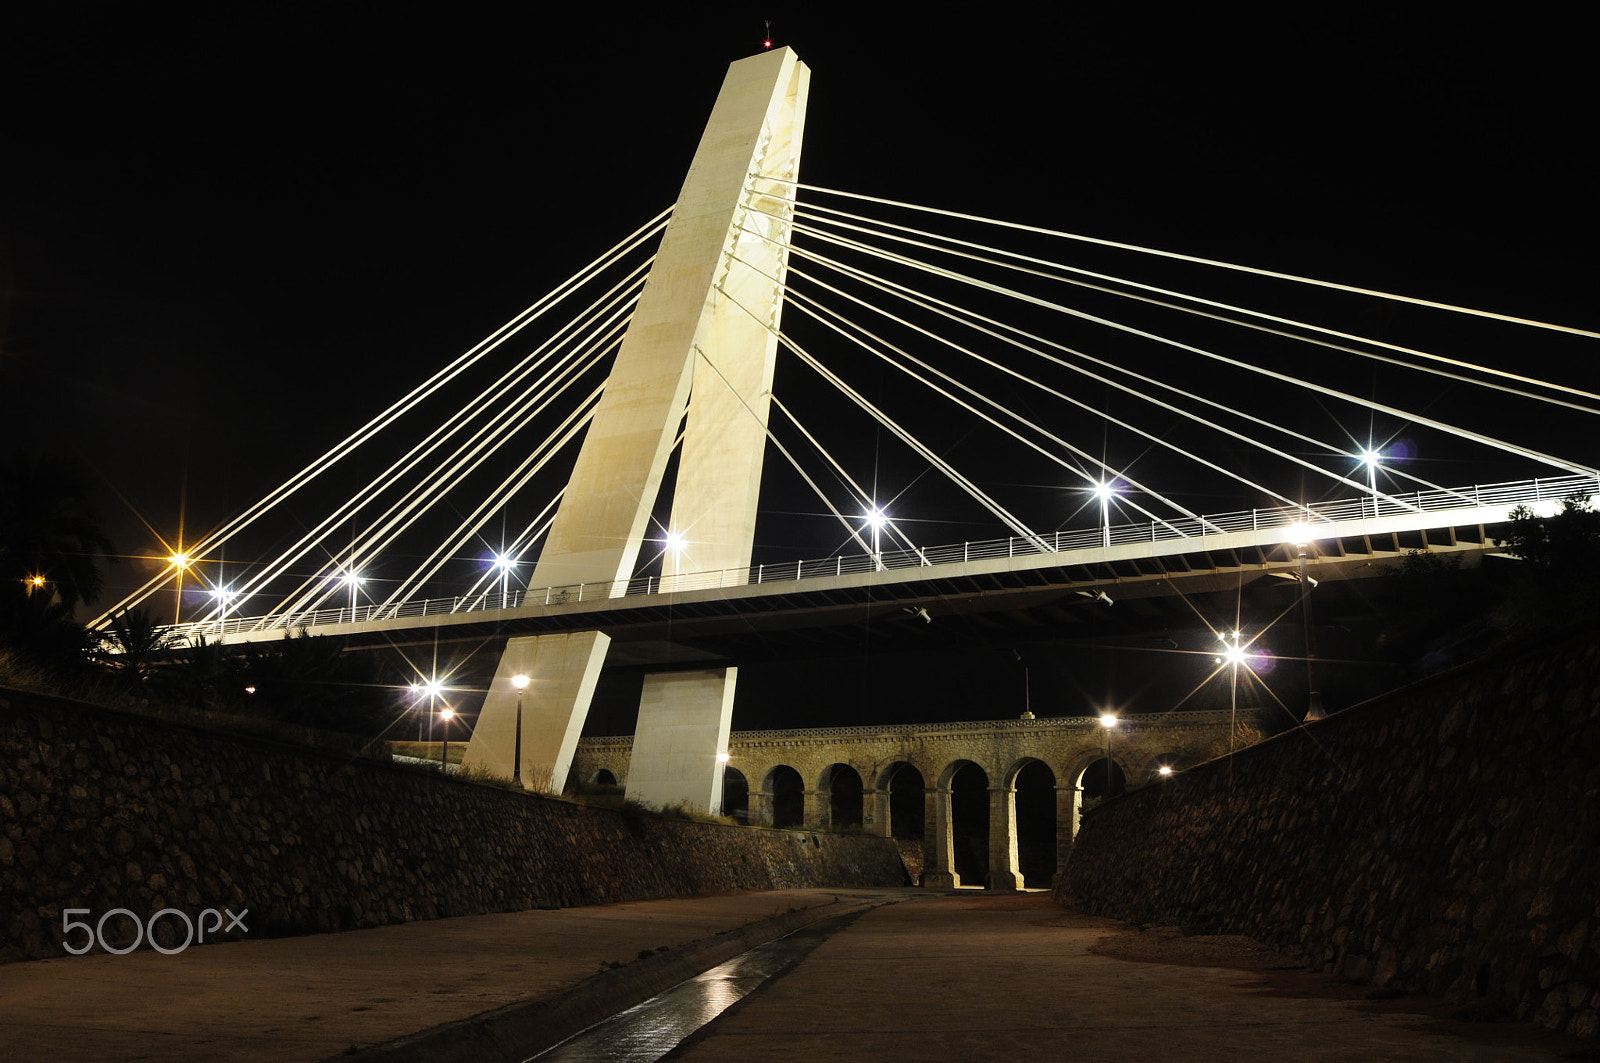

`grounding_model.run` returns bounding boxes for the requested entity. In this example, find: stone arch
[878,760,926,840]
[721,765,750,822]
[820,762,864,829]
[764,764,804,828]
[591,767,619,787]
[1075,753,1126,801]
[1007,758,1057,889]
[942,759,990,886]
